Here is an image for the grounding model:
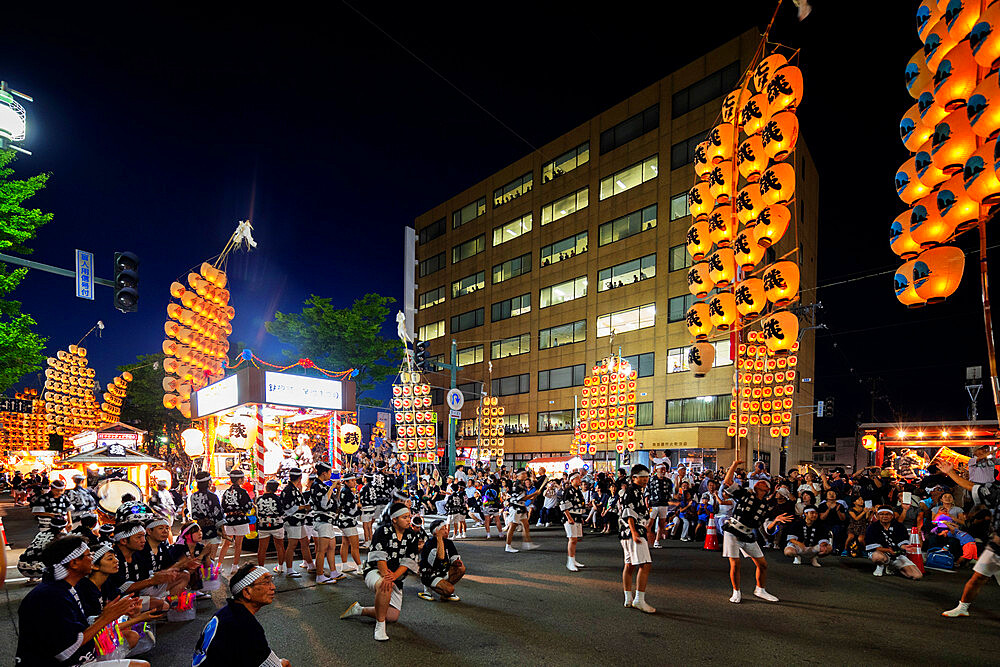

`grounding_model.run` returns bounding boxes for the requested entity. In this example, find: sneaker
[505,545,519,553]
[632,600,656,614]
[573,560,585,568]
[286,569,302,578]
[567,560,579,572]
[340,602,362,619]
[484,534,491,540]
[196,591,211,599]
[443,593,460,602]
[729,590,742,604]
[341,564,357,573]
[652,541,662,549]
[316,574,333,584]
[810,557,822,568]
[873,565,885,577]
[942,604,970,617]
[272,566,282,573]
[417,591,435,601]
[374,625,389,641]
[793,556,801,565]
[522,542,540,550]
[753,587,779,602]
[680,537,693,542]
[329,570,346,580]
